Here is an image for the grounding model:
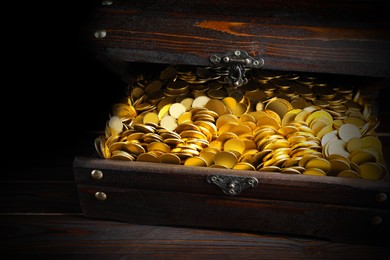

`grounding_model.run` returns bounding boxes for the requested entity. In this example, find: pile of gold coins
[94,65,387,180]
